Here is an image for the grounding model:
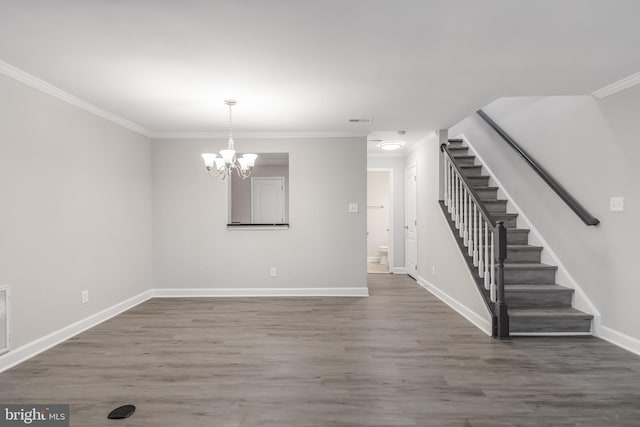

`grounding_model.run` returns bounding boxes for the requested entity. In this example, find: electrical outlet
[81,290,89,304]
[270,267,277,278]
[610,197,624,212]
[432,266,436,276]
[348,203,359,213]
